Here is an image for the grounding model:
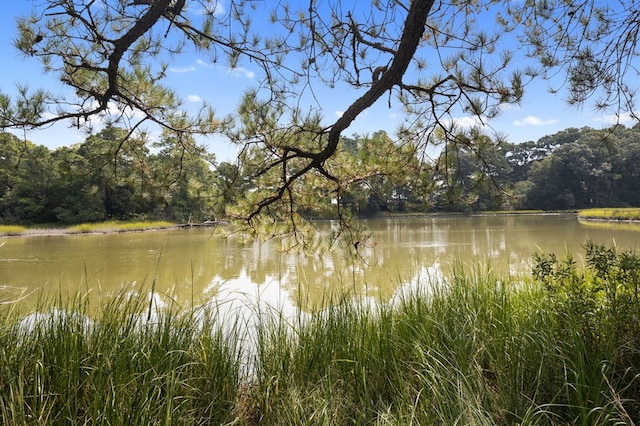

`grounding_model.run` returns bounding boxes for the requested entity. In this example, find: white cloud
[196,59,214,68]
[593,112,638,125]
[513,115,559,126]
[498,102,520,112]
[187,94,203,103]
[228,66,255,79]
[169,65,196,73]
[335,110,344,118]
[453,116,484,128]
[192,59,255,79]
